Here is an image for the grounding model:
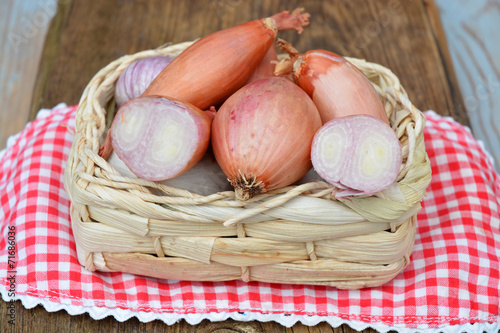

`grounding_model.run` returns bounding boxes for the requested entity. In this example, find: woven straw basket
[64,41,432,289]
